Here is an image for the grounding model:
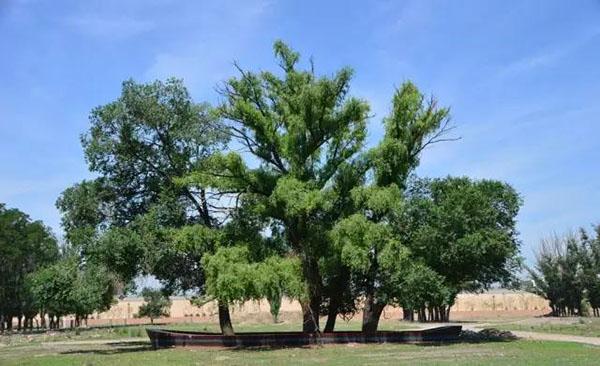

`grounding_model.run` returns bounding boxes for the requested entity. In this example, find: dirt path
[507,330,600,346]
[460,324,600,346]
